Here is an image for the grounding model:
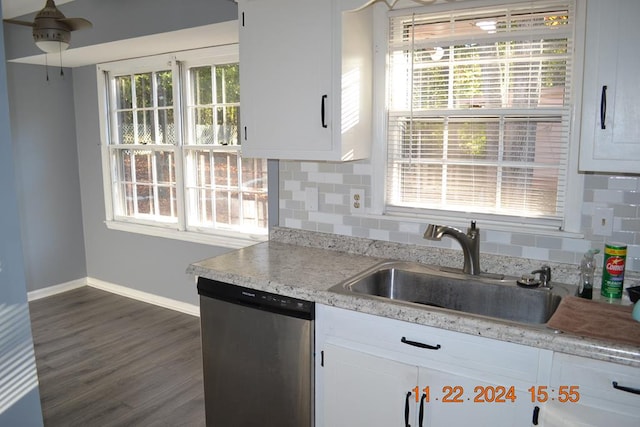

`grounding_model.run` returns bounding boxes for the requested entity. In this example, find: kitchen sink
[329,261,574,324]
